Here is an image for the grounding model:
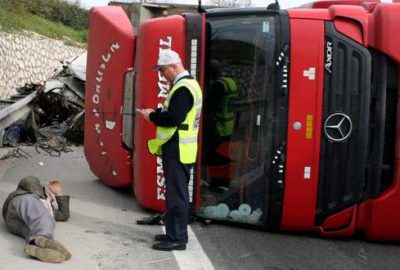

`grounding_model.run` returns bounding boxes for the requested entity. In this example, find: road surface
[0,146,399,270]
